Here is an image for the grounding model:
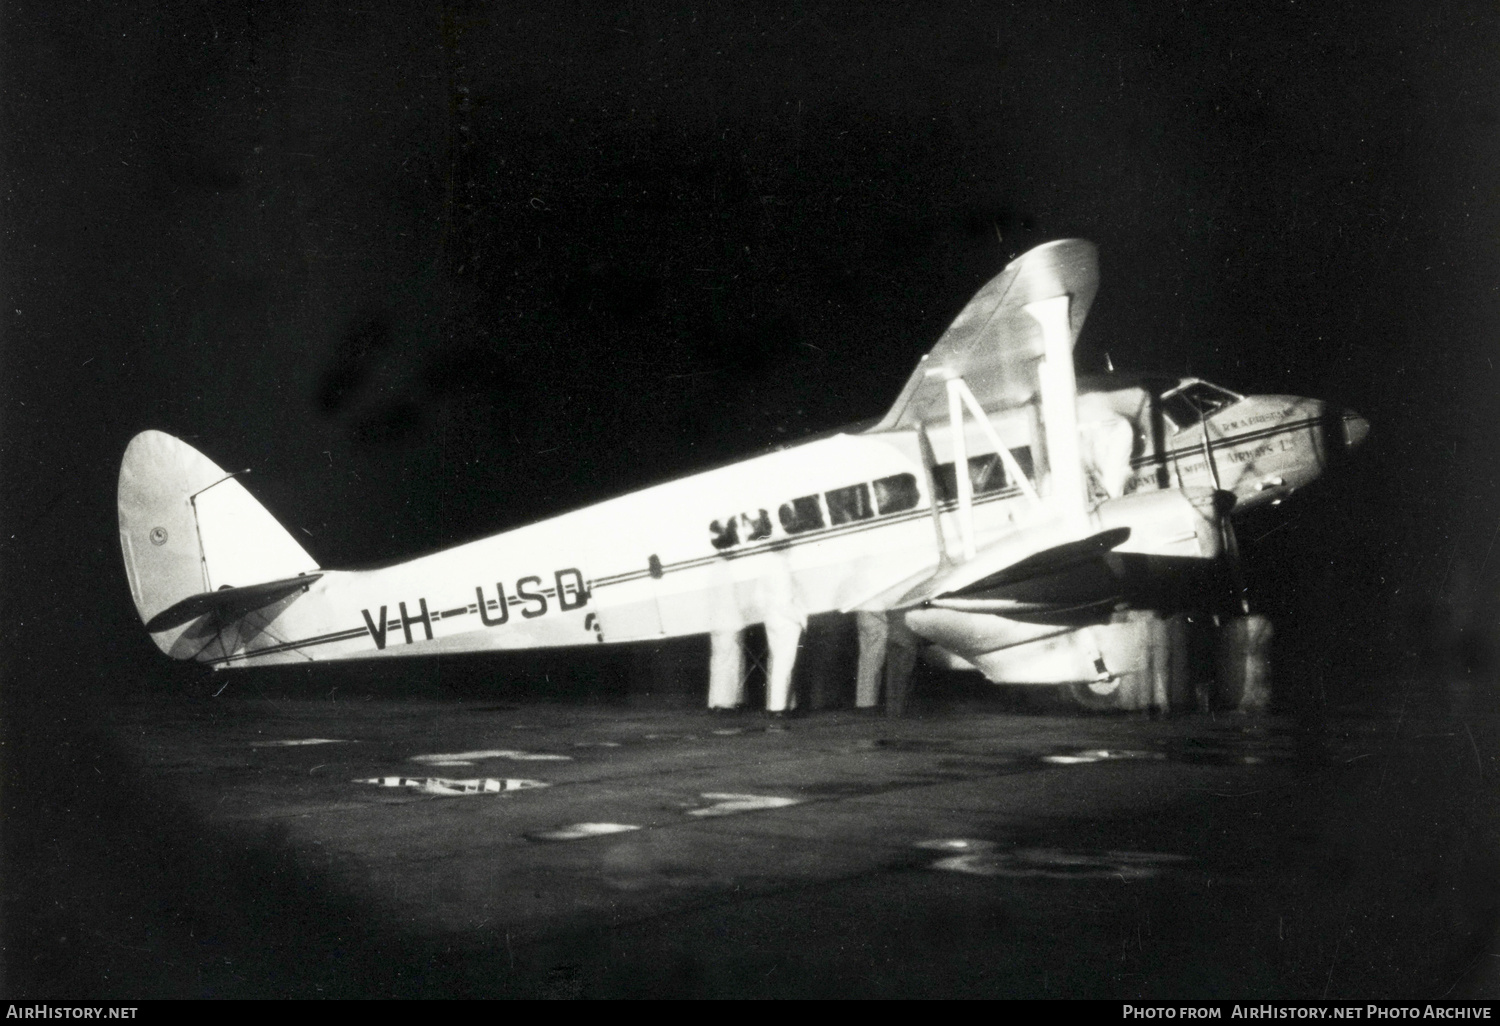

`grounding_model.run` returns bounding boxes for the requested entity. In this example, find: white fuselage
[192,387,1342,668]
